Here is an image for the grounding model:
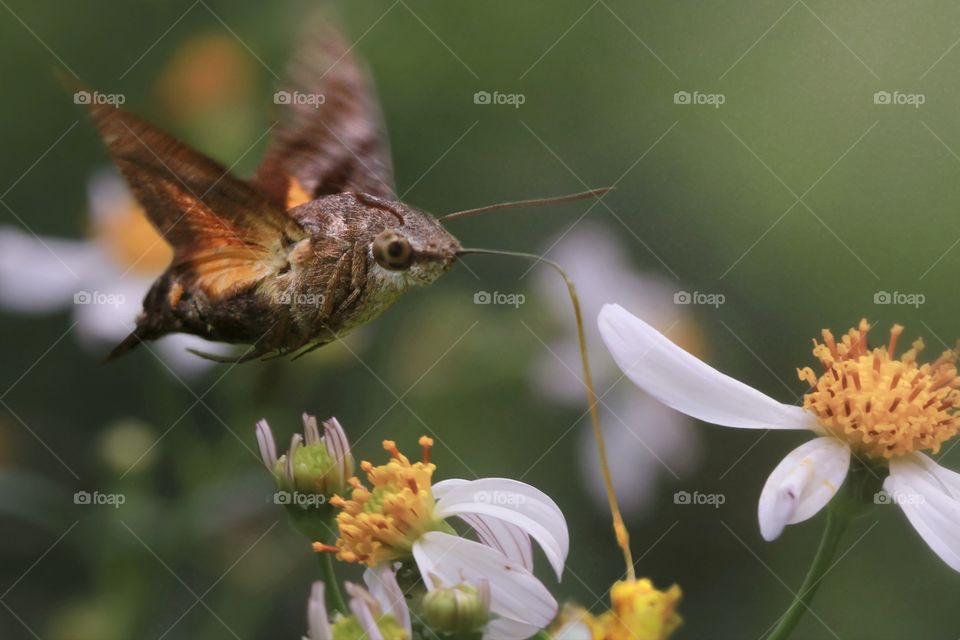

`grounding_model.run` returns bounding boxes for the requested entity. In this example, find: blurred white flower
[0,169,230,375]
[532,222,702,515]
[599,307,960,572]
